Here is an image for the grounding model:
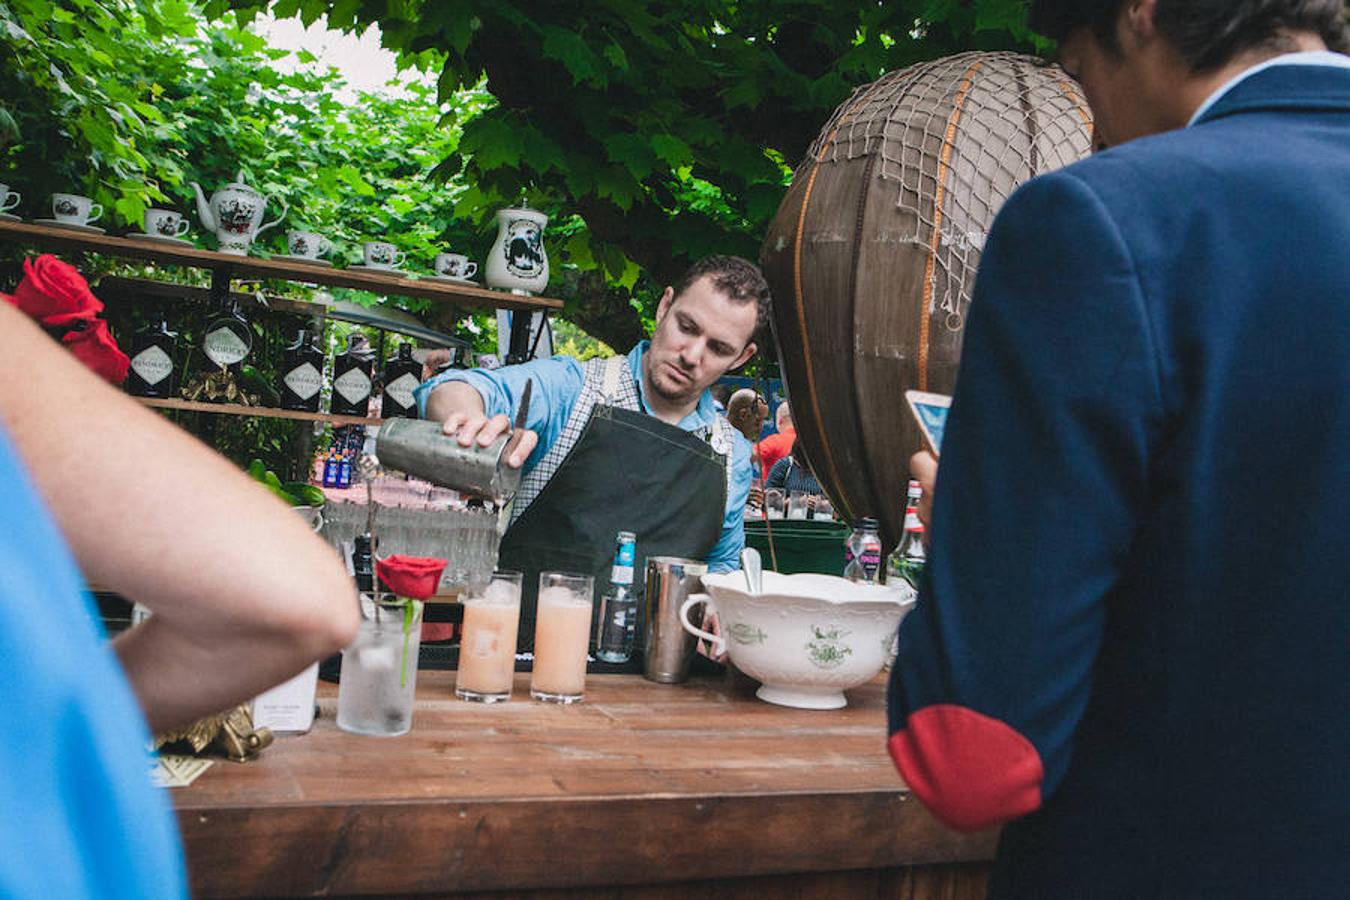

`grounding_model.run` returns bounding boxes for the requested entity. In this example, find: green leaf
[594,165,639,211]
[650,133,693,168]
[602,42,628,71]
[459,116,524,172]
[539,26,607,88]
[336,164,377,196]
